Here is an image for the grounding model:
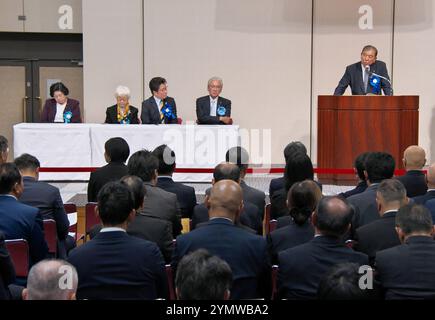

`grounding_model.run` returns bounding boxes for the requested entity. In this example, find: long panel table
[14,123,239,182]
